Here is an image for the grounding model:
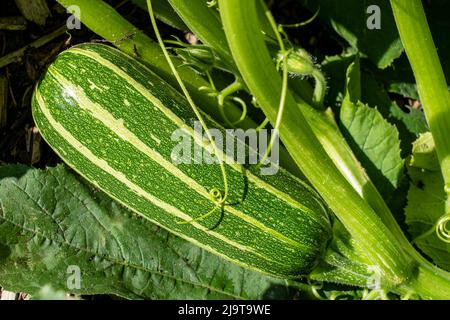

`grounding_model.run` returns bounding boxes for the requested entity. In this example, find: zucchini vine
[25,0,450,299]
